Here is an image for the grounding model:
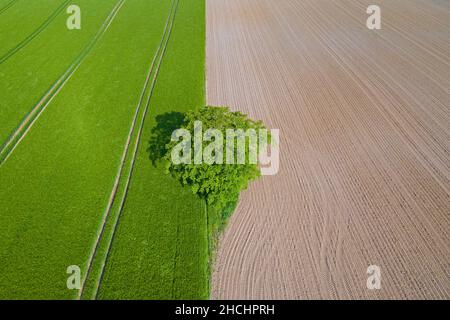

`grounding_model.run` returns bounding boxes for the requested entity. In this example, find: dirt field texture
[207,0,450,299]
